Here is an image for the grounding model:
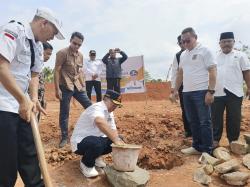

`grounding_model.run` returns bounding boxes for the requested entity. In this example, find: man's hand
[169,89,179,103]
[246,88,250,99]
[114,137,125,145]
[205,92,214,105]
[55,88,62,100]
[92,74,98,80]
[18,96,34,122]
[35,101,47,116]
